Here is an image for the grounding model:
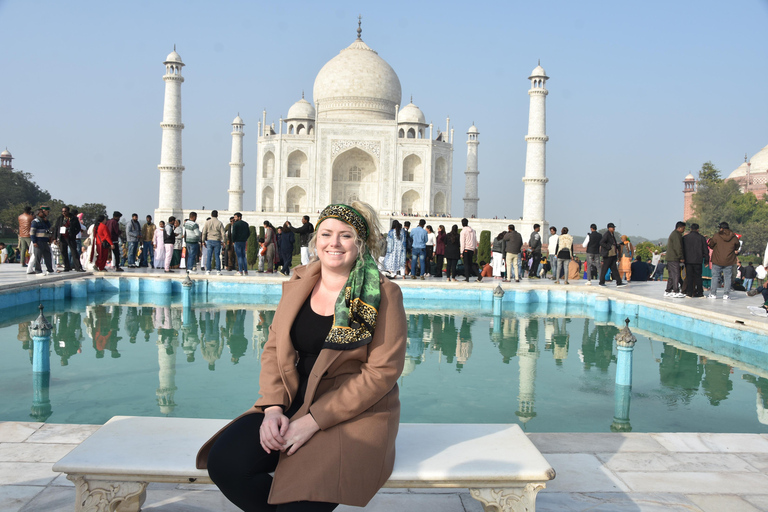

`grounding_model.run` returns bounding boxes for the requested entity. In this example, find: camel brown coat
[196,261,407,507]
